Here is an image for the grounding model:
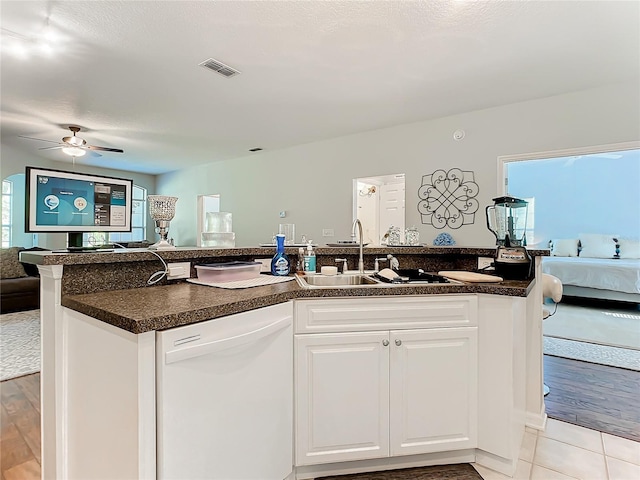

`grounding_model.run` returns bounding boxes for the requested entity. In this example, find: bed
[541,256,640,304]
